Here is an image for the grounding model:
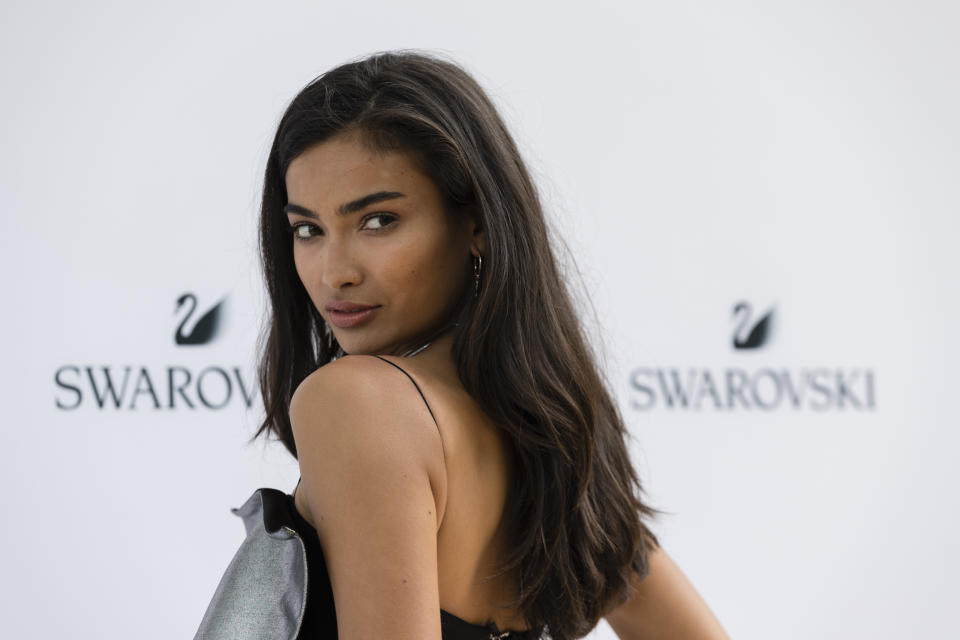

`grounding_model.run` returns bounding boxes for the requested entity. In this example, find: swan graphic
[175,293,226,345]
[731,301,774,349]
